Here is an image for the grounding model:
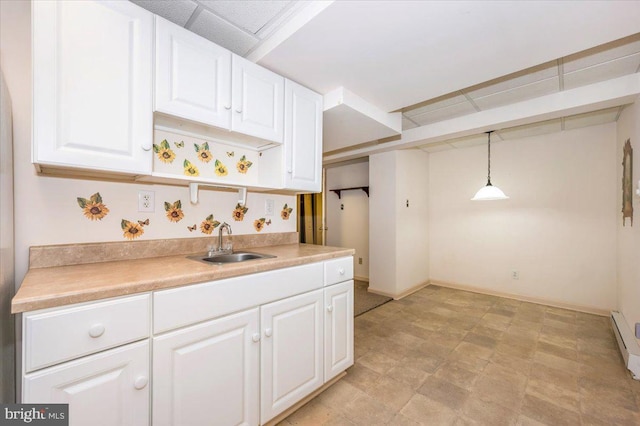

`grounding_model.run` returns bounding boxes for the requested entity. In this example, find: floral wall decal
[214,159,228,176]
[183,159,200,177]
[200,214,221,234]
[281,204,293,220]
[232,203,249,221]
[153,139,176,164]
[236,155,253,174]
[164,200,184,222]
[77,192,110,221]
[121,219,144,240]
[194,142,212,163]
[254,218,272,232]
